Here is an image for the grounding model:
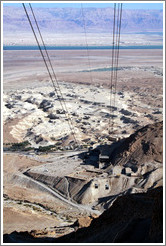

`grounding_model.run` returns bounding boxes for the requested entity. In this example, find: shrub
[38,145,55,152]
[10,141,31,151]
